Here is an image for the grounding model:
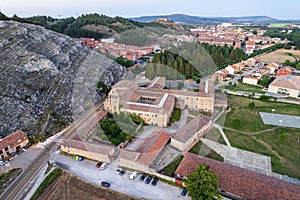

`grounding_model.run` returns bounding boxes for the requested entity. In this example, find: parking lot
[54,154,190,200]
